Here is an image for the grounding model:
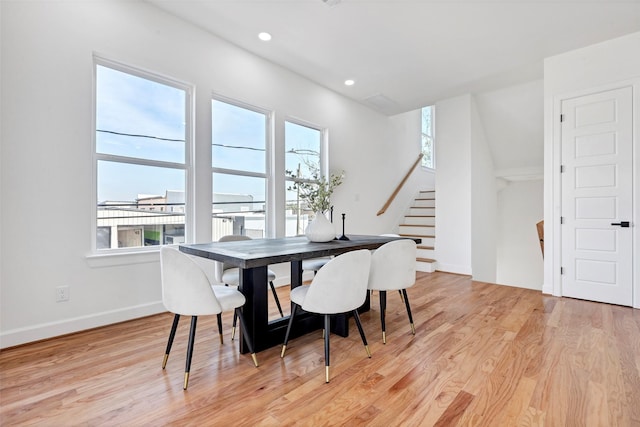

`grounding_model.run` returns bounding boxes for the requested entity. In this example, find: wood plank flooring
[1,272,639,426]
